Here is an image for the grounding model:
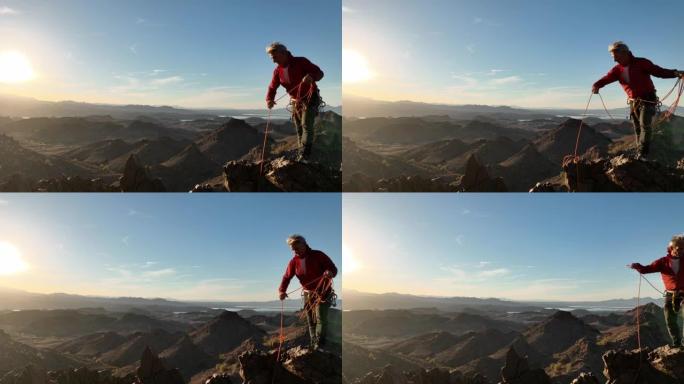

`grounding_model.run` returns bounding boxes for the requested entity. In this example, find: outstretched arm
[644,59,679,79]
[630,258,665,274]
[593,66,620,93]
